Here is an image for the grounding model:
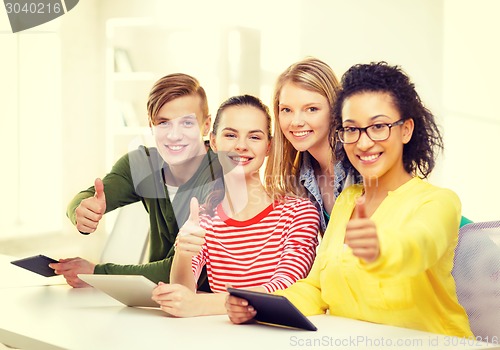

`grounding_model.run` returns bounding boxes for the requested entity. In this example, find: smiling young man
[51,73,222,290]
